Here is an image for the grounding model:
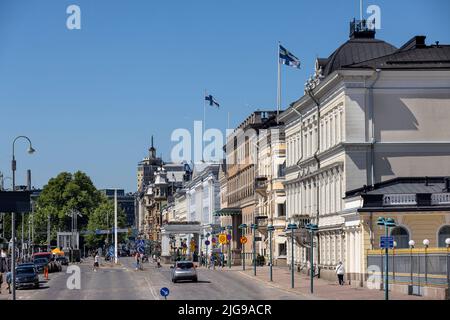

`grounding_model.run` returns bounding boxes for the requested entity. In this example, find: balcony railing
[383,194,417,206]
[431,193,450,205]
